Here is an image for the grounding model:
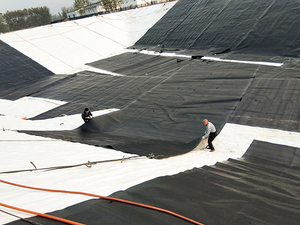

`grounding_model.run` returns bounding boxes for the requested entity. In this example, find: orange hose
[0,179,204,225]
[0,202,84,225]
